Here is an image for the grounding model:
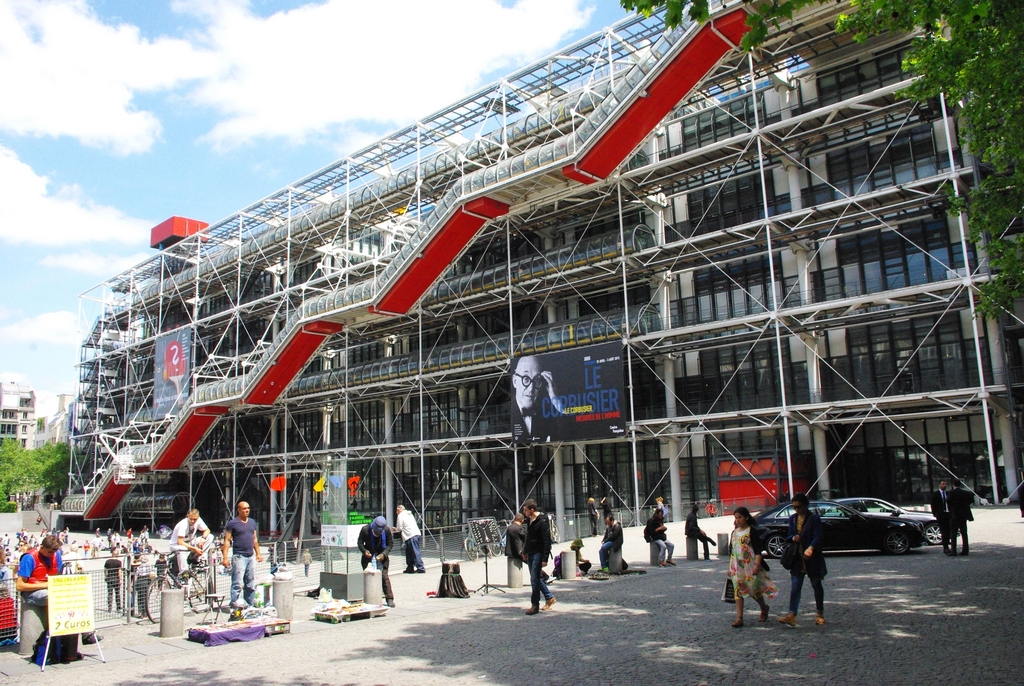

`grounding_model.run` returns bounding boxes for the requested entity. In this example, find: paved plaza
[2,507,1021,684]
